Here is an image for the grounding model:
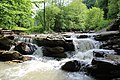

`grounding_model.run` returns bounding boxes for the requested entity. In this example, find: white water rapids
[0,33,114,80]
